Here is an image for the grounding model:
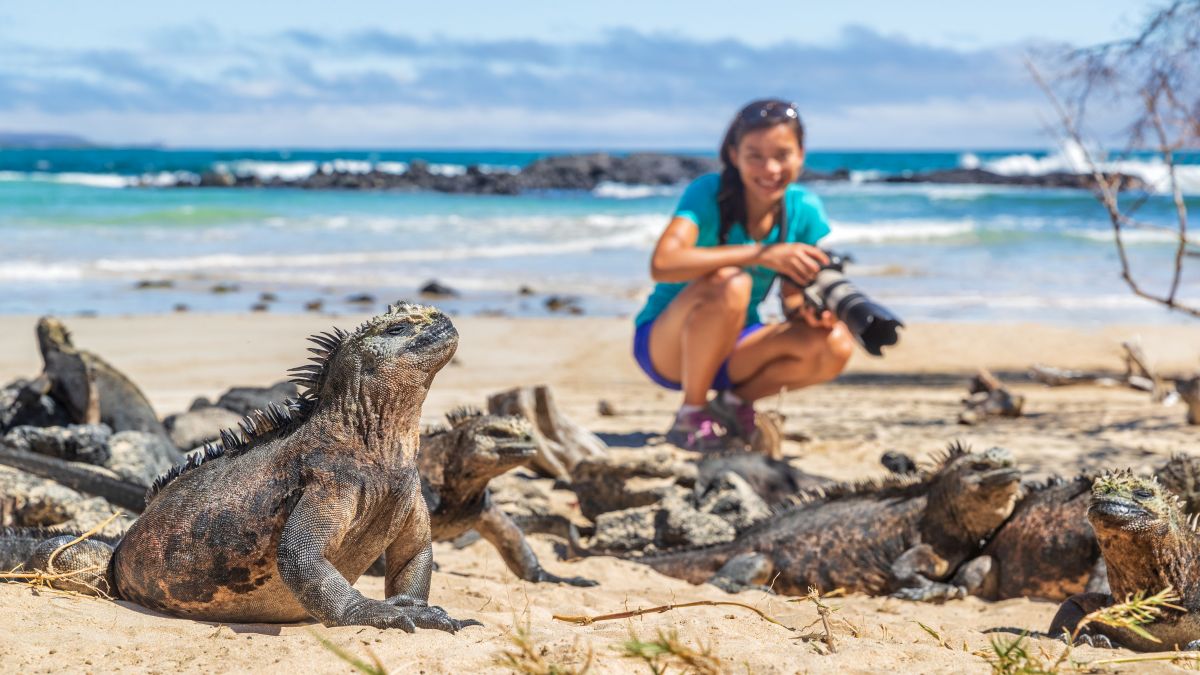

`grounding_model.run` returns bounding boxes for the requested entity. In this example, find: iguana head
[1087,470,1200,602]
[1088,470,1180,537]
[292,303,458,404]
[928,442,1022,541]
[35,316,74,355]
[417,407,535,498]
